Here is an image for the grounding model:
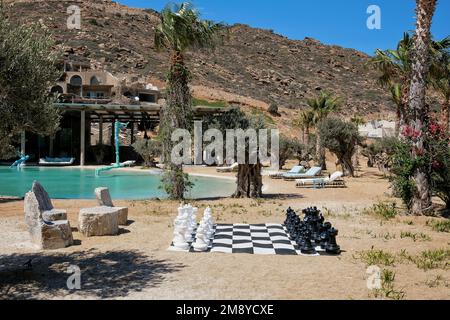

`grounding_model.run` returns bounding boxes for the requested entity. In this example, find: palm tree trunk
[161,50,194,199]
[400,83,410,130]
[408,0,437,215]
[315,130,324,169]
